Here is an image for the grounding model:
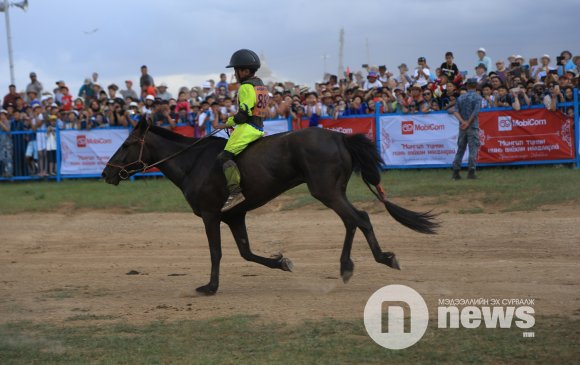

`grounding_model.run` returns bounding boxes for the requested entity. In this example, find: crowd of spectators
[1,49,579,177]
